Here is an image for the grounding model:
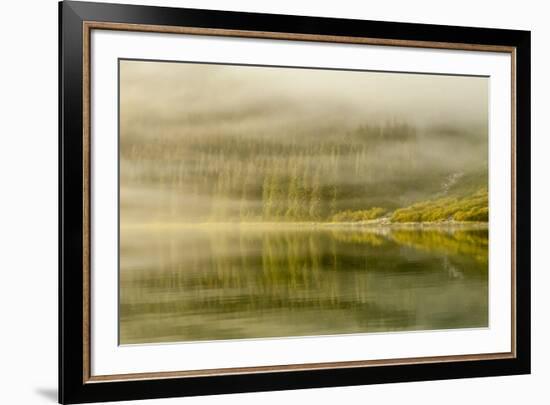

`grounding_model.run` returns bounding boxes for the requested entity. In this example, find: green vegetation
[121,121,488,224]
[331,207,387,222]
[390,188,488,223]
[122,122,431,222]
